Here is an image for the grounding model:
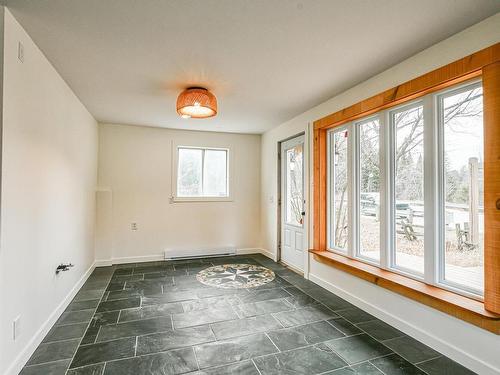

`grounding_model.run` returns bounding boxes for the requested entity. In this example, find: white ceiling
[5,0,500,134]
